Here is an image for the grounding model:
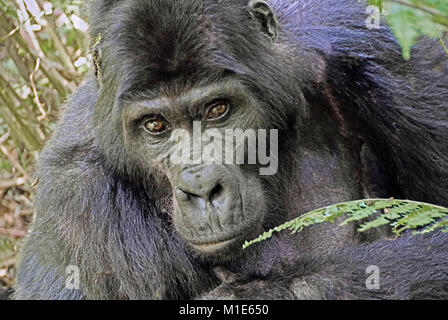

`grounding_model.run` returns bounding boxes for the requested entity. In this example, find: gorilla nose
[175,165,240,231]
[176,183,223,208]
